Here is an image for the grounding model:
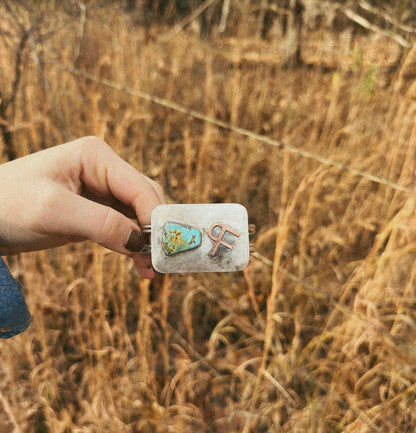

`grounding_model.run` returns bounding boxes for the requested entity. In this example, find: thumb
[48,192,148,255]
